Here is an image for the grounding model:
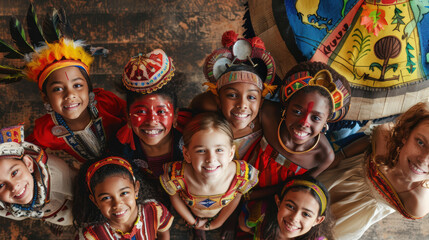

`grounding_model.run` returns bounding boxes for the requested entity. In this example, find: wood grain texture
[0,0,428,239]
